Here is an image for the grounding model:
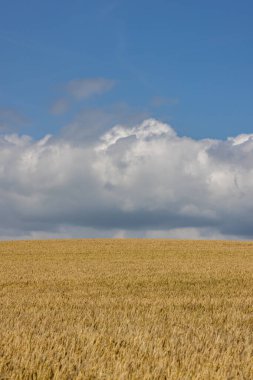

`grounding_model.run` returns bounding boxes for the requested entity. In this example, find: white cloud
[0,118,253,239]
[65,78,115,100]
[49,78,116,117]
[61,104,149,143]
